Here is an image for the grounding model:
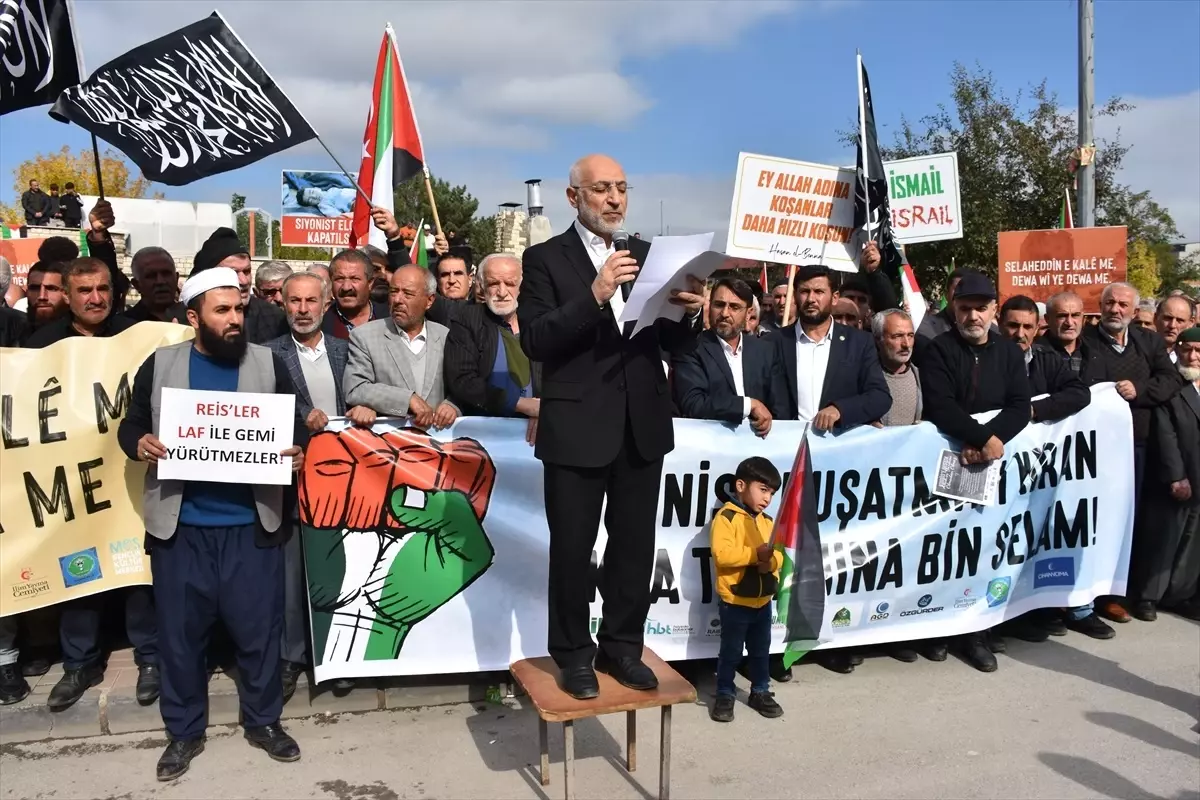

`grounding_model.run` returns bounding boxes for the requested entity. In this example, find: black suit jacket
[1150,384,1200,506]
[445,303,542,416]
[517,226,700,467]
[672,330,787,423]
[773,321,892,428]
